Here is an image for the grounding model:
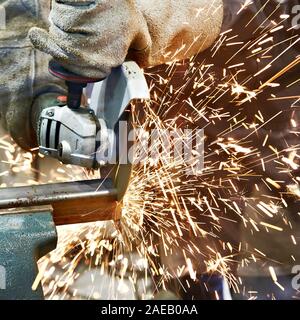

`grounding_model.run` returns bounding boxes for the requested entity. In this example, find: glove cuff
[135,0,224,67]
